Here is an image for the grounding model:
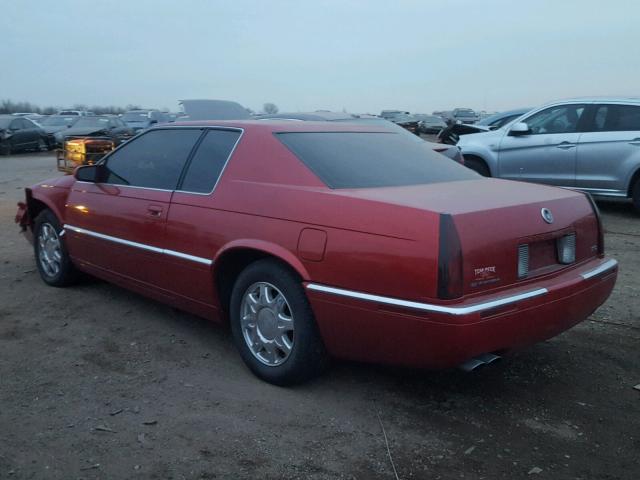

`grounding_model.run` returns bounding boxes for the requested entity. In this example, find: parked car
[57,110,91,116]
[16,120,617,384]
[178,99,250,121]
[380,109,409,120]
[38,115,79,144]
[476,108,531,129]
[0,115,49,154]
[457,98,640,211]
[122,110,170,132]
[436,109,532,145]
[413,114,448,134]
[256,111,464,164]
[450,108,479,124]
[53,115,134,147]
